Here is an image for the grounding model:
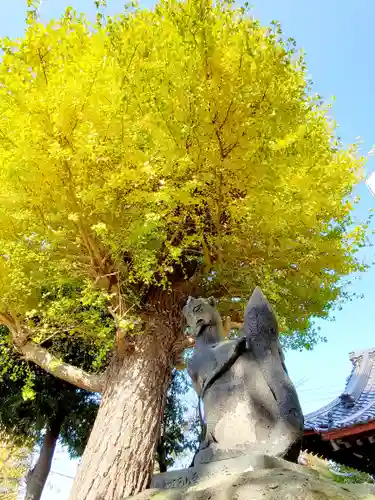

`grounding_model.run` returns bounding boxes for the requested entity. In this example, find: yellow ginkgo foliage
[0,1,369,498]
[0,430,31,500]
